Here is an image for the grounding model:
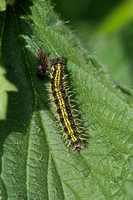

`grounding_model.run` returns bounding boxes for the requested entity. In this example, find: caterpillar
[37,49,84,151]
